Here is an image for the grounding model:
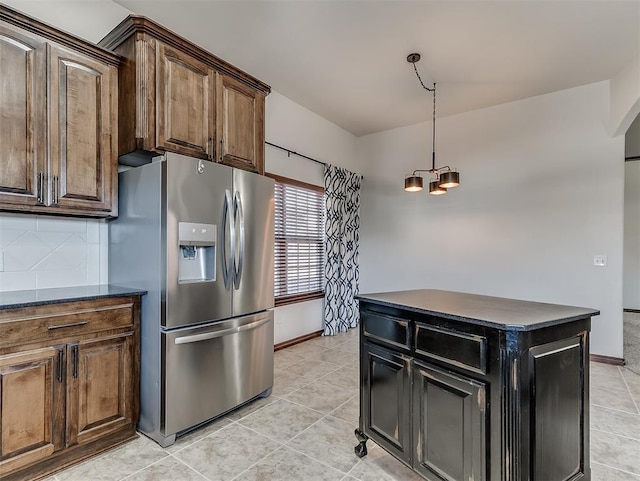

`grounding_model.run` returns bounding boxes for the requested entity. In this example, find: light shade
[404,175,424,192]
[429,180,447,195]
[439,171,460,189]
